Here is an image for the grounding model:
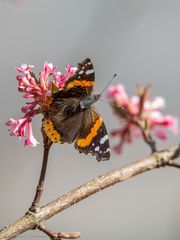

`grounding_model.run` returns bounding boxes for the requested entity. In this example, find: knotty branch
[0,144,180,240]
